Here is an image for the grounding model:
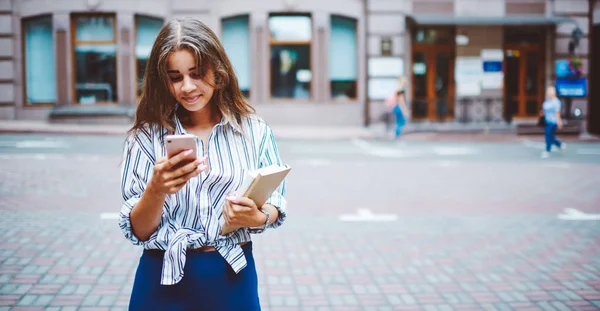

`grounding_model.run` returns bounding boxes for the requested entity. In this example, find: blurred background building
[0,0,597,134]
